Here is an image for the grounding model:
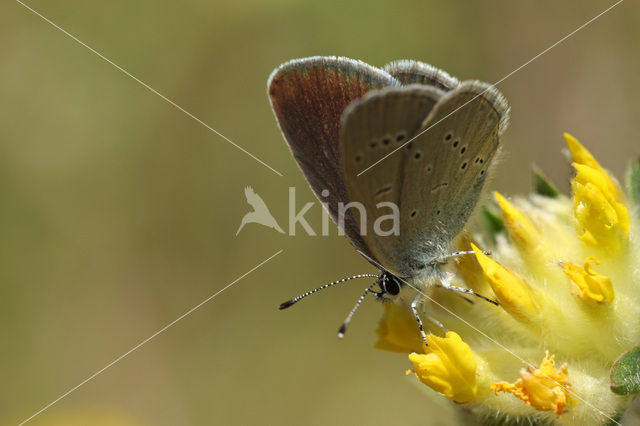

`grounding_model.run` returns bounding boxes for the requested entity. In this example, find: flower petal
[375,303,424,353]
[491,352,574,416]
[494,192,541,252]
[564,132,623,200]
[471,244,538,322]
[407,332,477,403]
[561,256,614,304]
[572,165,629,250]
